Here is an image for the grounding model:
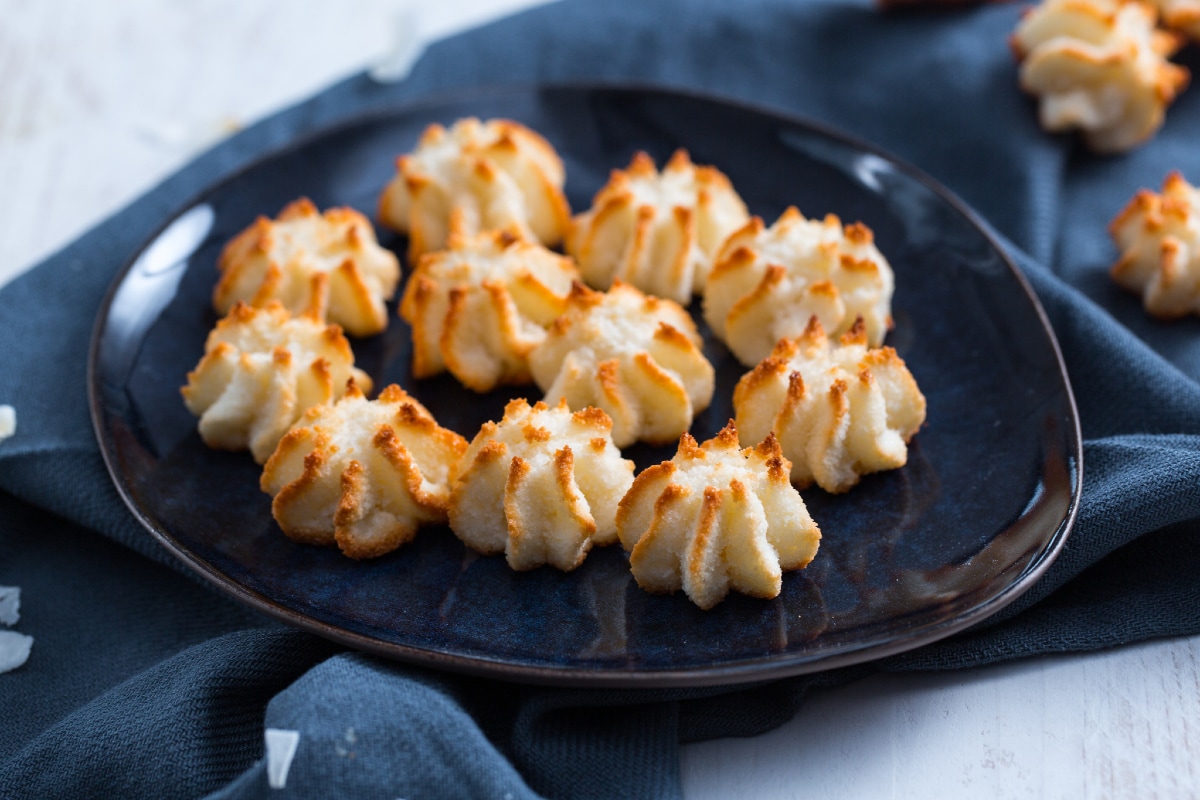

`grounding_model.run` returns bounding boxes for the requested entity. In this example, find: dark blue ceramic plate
[89,85,1080,687]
